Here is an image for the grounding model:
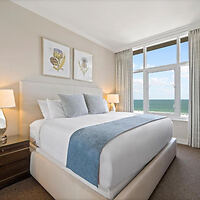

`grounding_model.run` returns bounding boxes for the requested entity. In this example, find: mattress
[30,112,172,199]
